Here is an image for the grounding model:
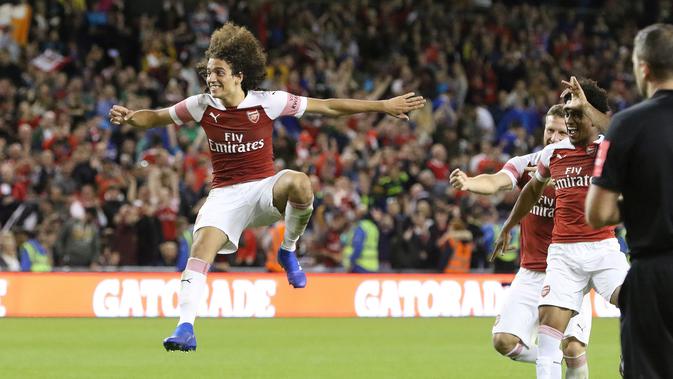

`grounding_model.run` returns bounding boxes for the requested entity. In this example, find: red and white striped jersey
[535,137,615,243]
[501,151,555,271]
[168,91,307,188]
